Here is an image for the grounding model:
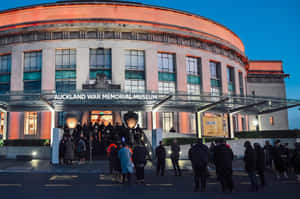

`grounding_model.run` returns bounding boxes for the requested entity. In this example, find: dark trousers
[219,170,234,192]
[257,170,266,186]
[247,171,258,191]
[156,160,165,176]
[193,166,208,191]
[136,166,145,181]
[171,158,181,176]
[122,173,131,184]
